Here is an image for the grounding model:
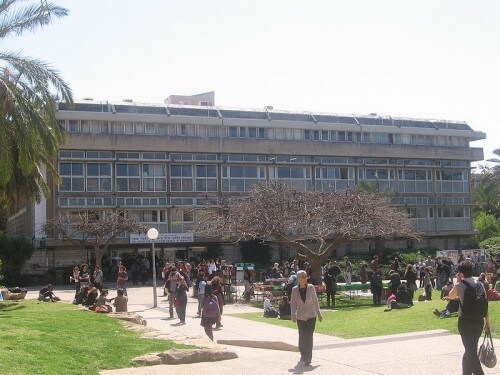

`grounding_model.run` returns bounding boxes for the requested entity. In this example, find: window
[313,130,319,141]
[228,126,238,138]
[258,128,265,139]
[170,165,193,191]
[222,165,266,192]
[59,163,84,191]
[86,163,112,192]
[436,170,468,193]
[248,127,257,138]
[398,169,433,193]
[321,131,329,141]
[239,127,247,138]
[315,167,355,191]
[195,165,217,191]
[116,164,140,191]
[269,166,312,191]
[68,120,79,132]
[171,208,195,233]
[142,164,166,191]
[304,130,311,141]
